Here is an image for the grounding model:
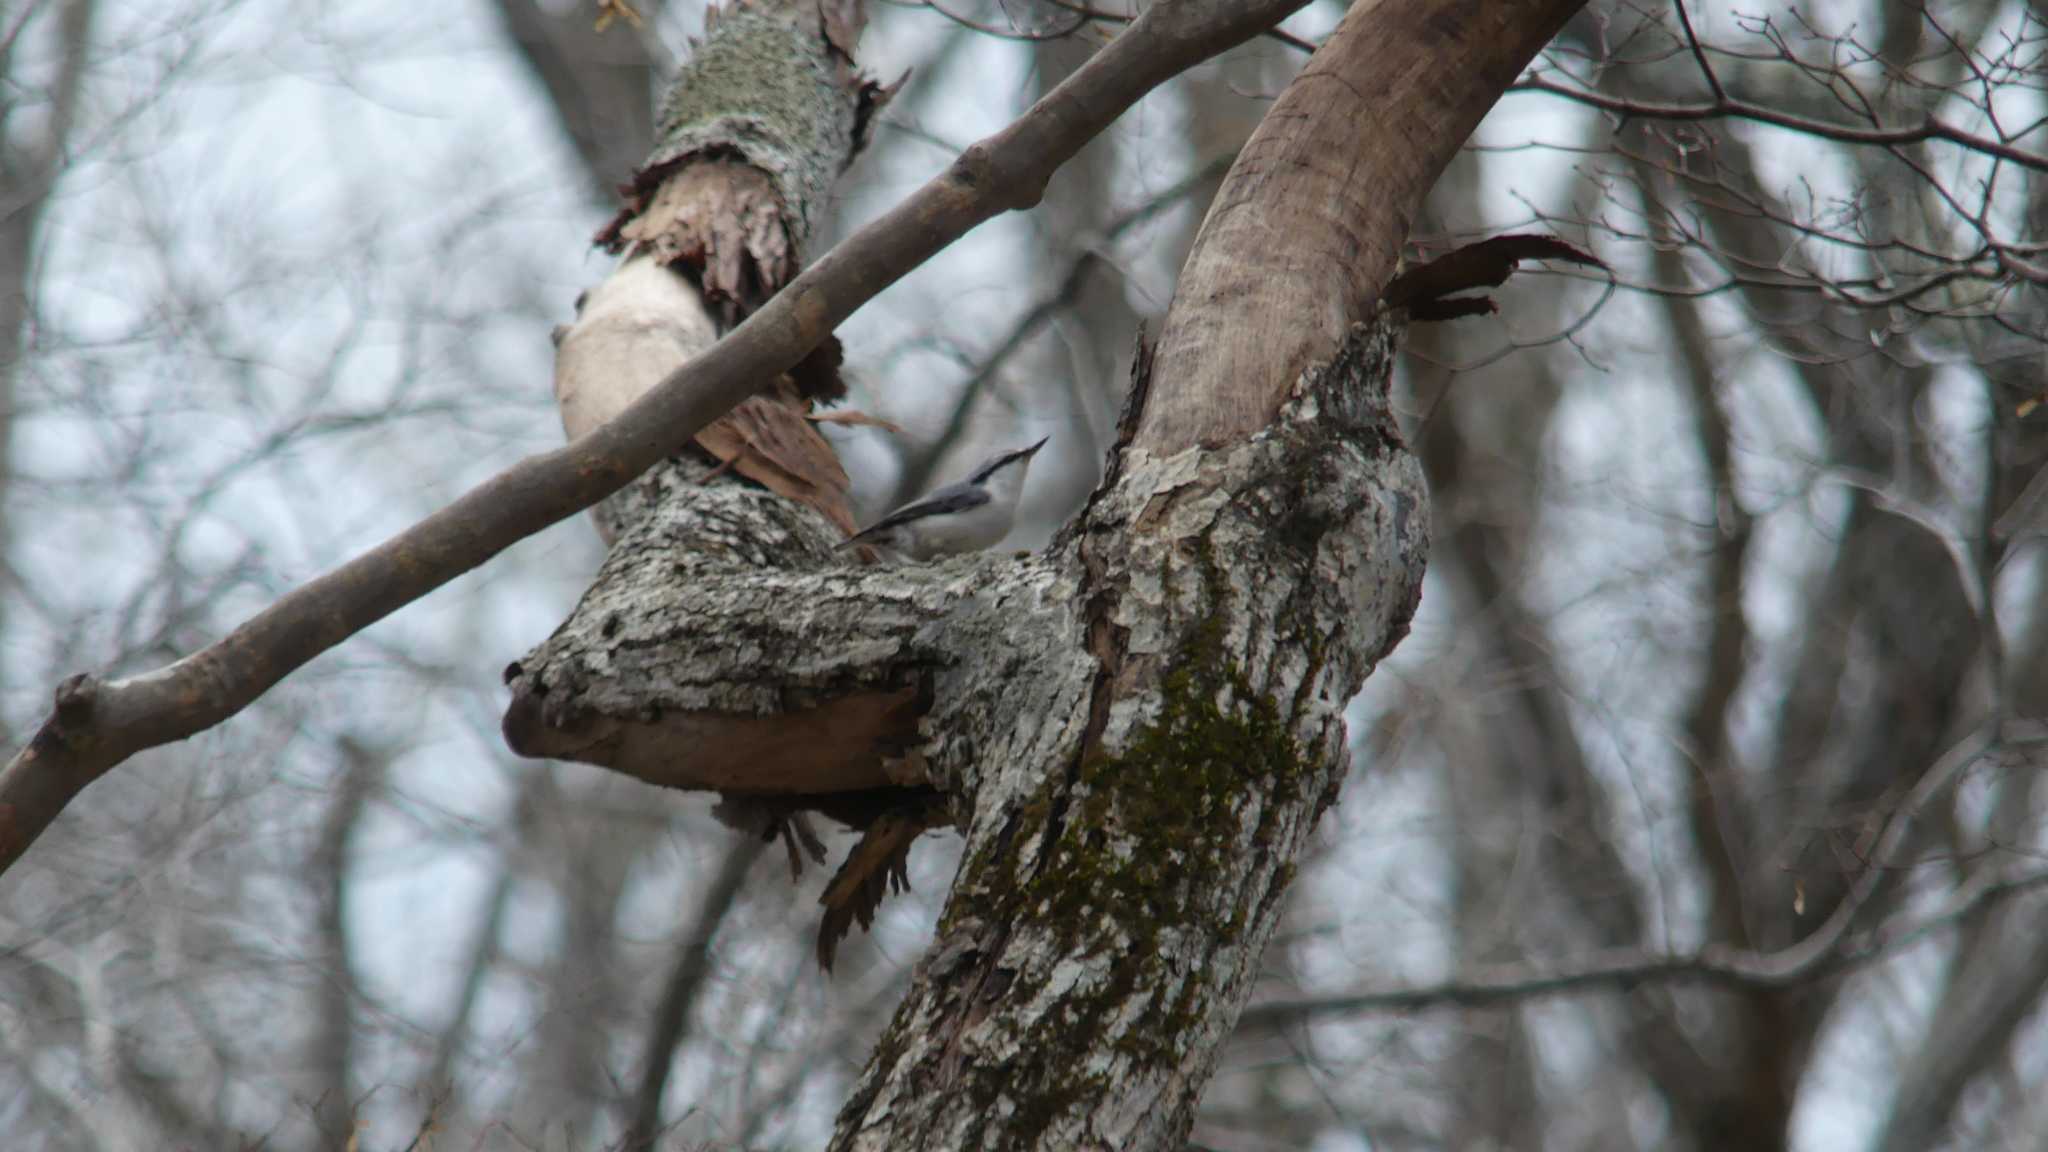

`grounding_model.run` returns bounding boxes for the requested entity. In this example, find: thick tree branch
[823,4,1587,1143]
[1141,0,1584,452]
[0,0,1313,878]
